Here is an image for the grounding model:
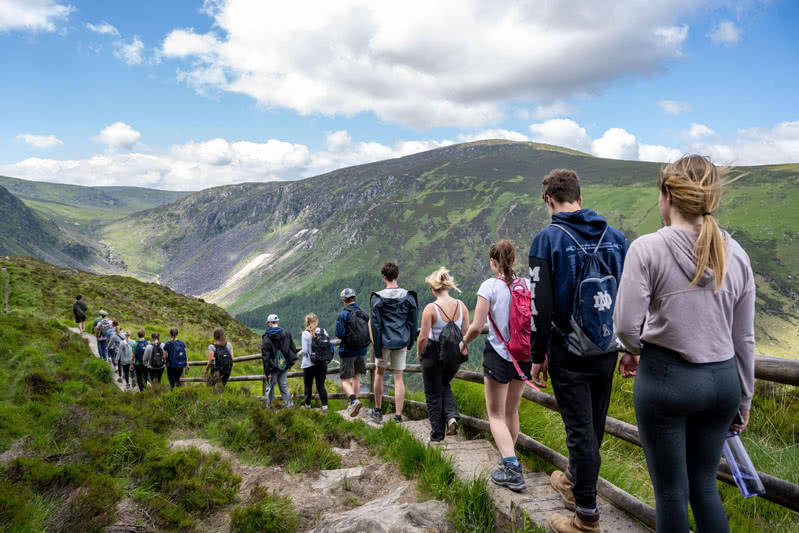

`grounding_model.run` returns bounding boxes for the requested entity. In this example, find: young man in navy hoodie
[528,169,629,533]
